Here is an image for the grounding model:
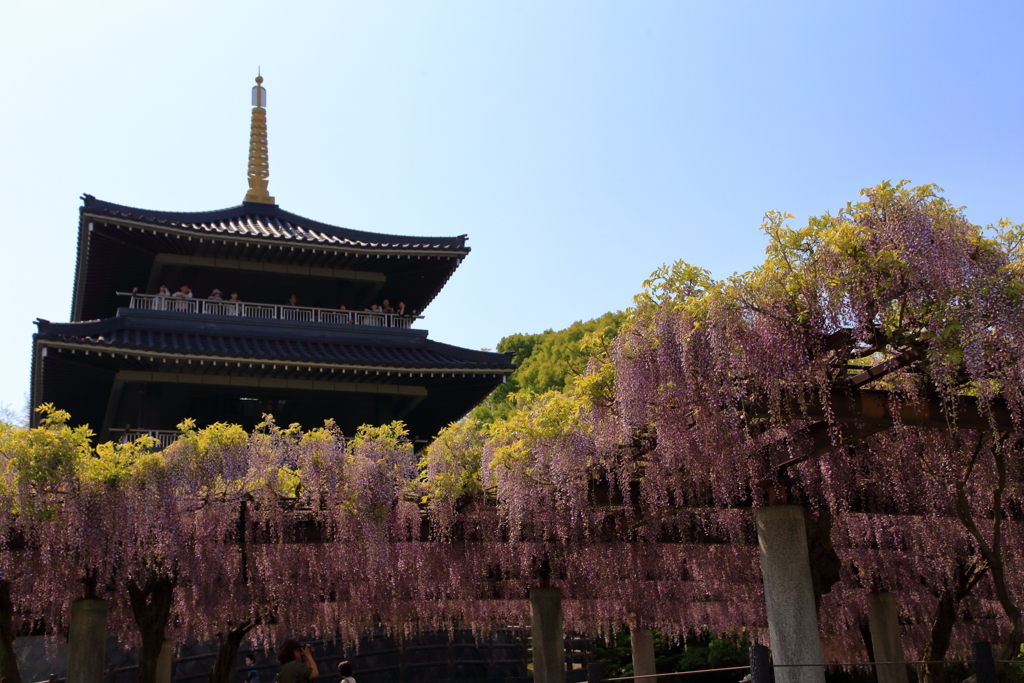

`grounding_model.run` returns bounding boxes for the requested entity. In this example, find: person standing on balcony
[288,294,298,306]
[226,292,241,316]
[208,289,223,300]
[381,299,394,313]
[396,301,406,315]
[155,285,172,309]
[171,285,193,312]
